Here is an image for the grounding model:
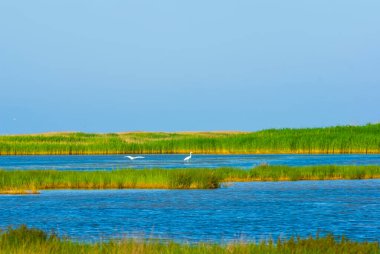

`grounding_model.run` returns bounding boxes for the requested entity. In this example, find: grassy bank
[0,124,379,155]
[1,165,379,193]
[0,225,378,254]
